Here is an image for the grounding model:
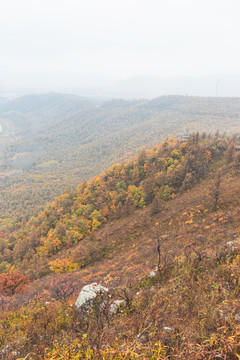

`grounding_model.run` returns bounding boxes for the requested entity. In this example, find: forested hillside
[0,95,240,230]
[0,93,92,131]
[0,134,240,359]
